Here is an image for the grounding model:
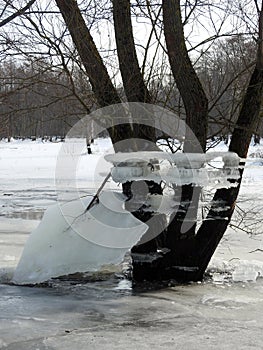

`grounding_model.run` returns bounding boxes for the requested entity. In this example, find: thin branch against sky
[0,0,37,28]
